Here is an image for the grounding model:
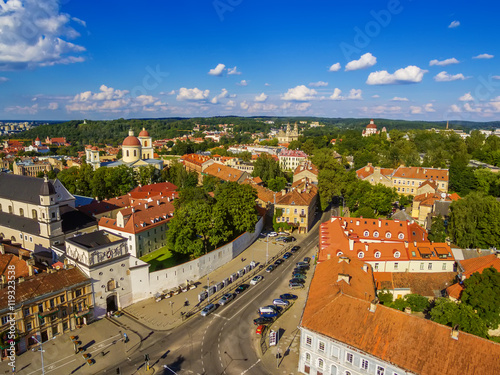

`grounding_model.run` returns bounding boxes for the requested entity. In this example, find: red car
[255,325,265,335]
